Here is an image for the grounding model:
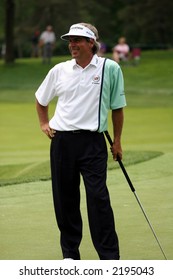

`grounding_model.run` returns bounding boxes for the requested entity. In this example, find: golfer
[35,22,126,260]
